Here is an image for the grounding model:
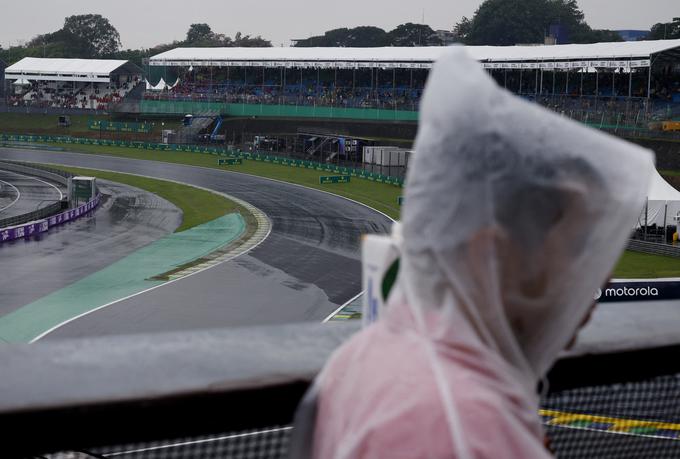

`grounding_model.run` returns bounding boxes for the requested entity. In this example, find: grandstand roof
[150,39,680,70]
[4,58,141,83]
